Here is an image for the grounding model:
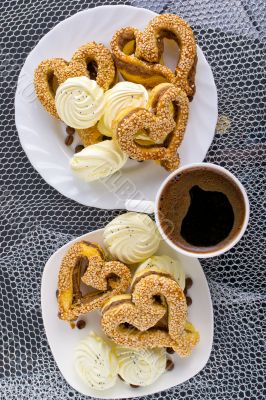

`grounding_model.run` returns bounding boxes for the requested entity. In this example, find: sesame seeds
[71,42,116,91]
[101,272,199,357]
[34,14,194,172]
[57,241,131,321]
[111,13,197,98]
[34,42,116,119]
[115,83,189,171]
